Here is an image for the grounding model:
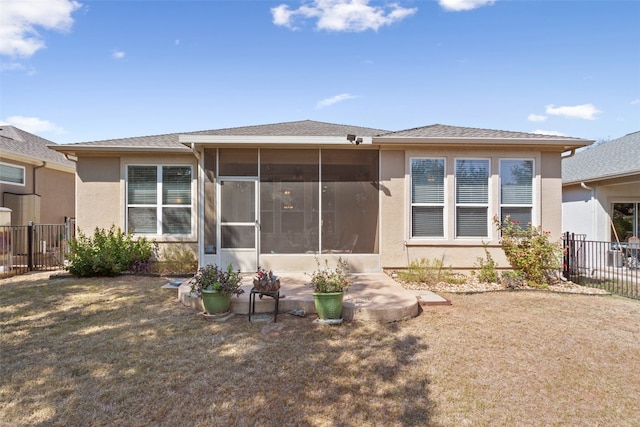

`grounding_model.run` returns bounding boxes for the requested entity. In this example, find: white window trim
[409,157,446,240]
[0,162,26,186]
[125,164,195,238]
[499,158,535,223]
[454,157,491,239]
